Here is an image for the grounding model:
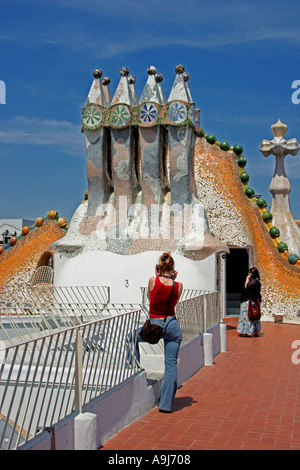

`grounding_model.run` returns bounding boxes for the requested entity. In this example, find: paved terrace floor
[101,320,300,450]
